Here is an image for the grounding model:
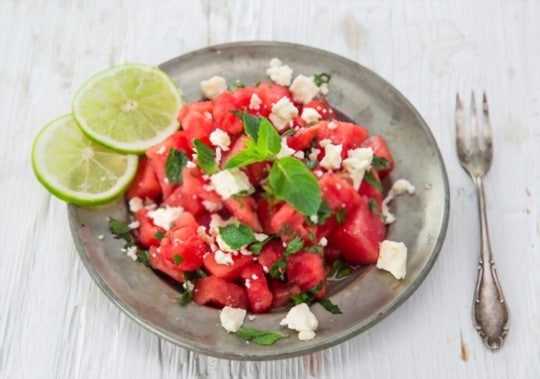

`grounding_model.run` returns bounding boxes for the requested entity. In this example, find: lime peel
[72,63,183,154]
[31,115,139,206]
